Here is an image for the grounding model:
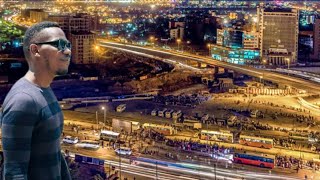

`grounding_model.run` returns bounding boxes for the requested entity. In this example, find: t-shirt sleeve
[1,92,38,180]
